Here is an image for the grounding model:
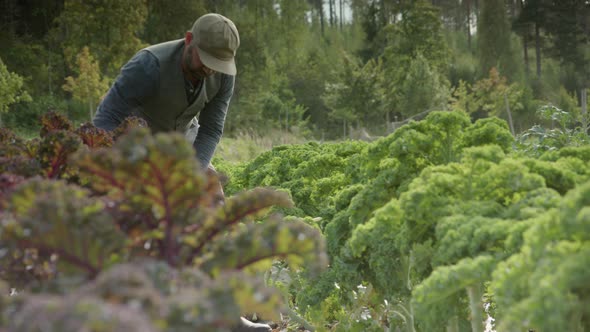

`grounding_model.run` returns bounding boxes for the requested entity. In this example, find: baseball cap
[191,13,240,75]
